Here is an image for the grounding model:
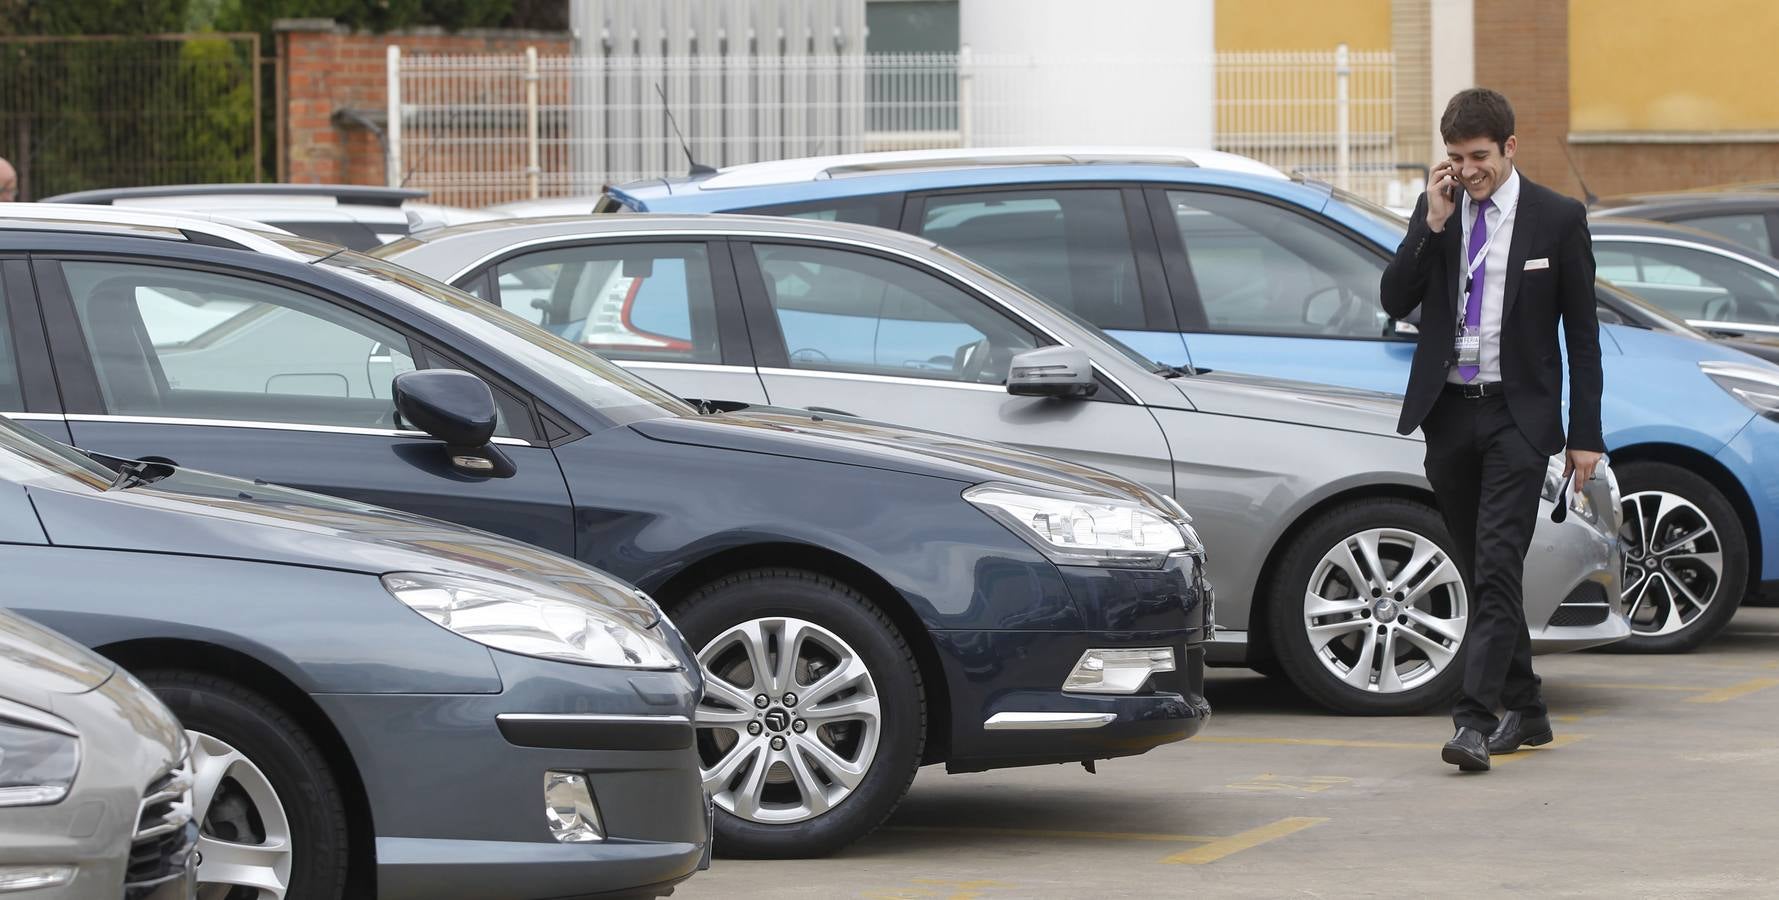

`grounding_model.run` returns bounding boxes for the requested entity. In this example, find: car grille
[1547,582,1612,628]
[127,755,198,890]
